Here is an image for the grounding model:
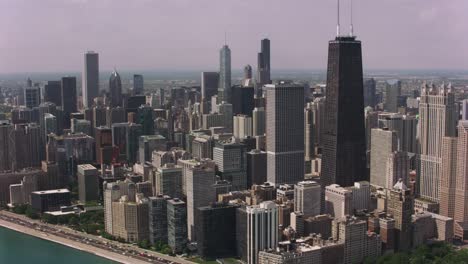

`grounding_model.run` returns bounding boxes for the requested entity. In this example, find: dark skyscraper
[61,77,77,129]
[82,51,99,108]
[44,81,62,106]
[256,38,271,88]
[201,72,219,114]
[363,78,376,108]
[133,74,144,95]
[231,85,255,116]
[321,35,367,188]
[109,69,123,107]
